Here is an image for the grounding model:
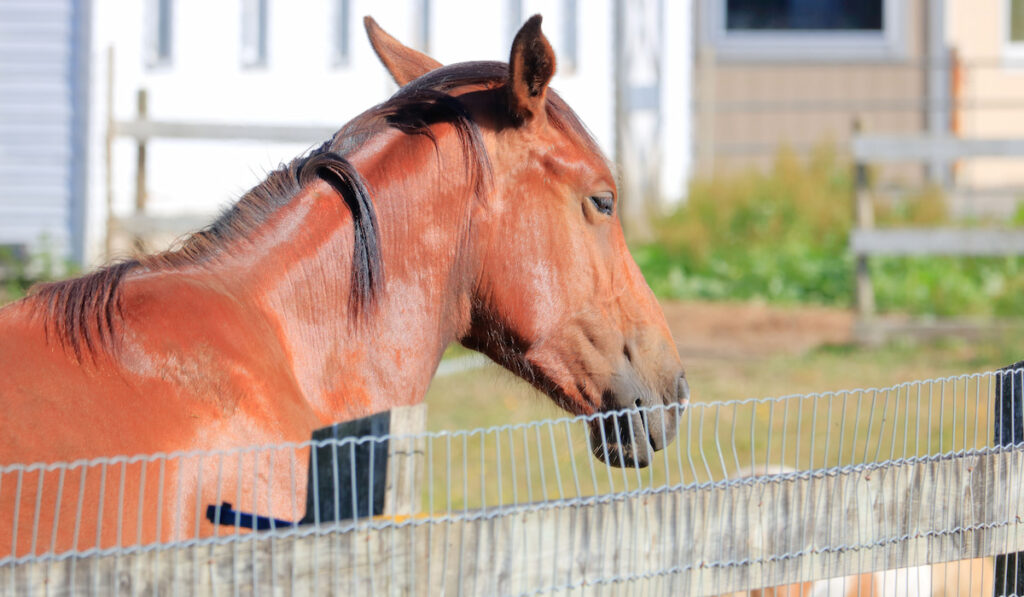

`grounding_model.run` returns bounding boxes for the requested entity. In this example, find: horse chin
[587,411,655,469]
